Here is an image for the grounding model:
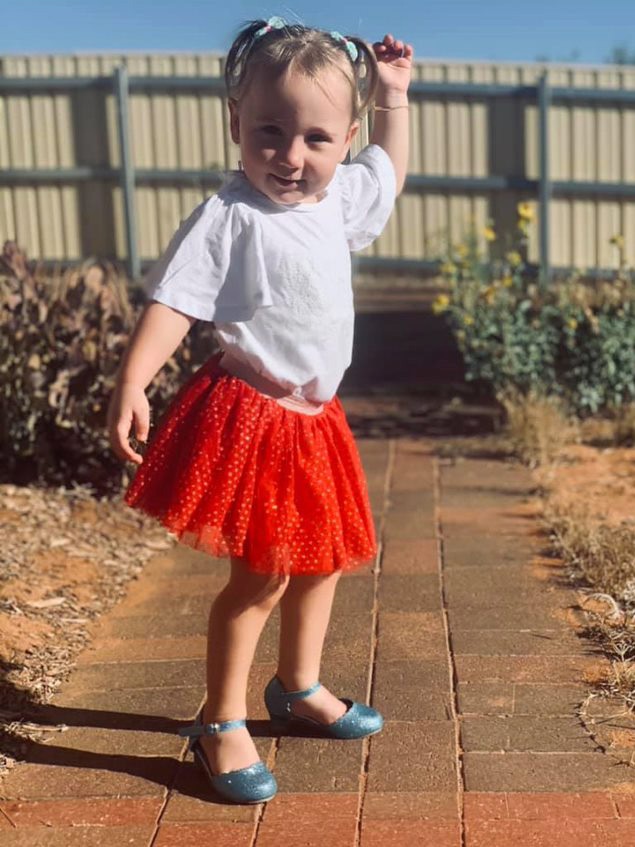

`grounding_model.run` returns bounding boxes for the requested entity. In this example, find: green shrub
[434,210,635,415]
[0,242,218,493]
